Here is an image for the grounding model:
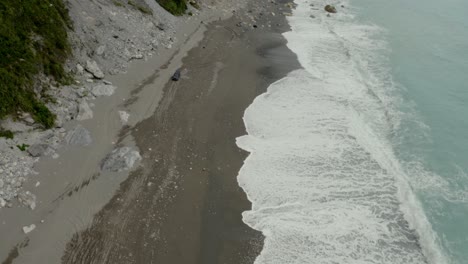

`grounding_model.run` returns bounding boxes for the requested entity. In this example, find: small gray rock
[21,113,35,125]
[96,45,106,56]
[65,125,92,146]
[85,60,105,79]
[22,224,36,234]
